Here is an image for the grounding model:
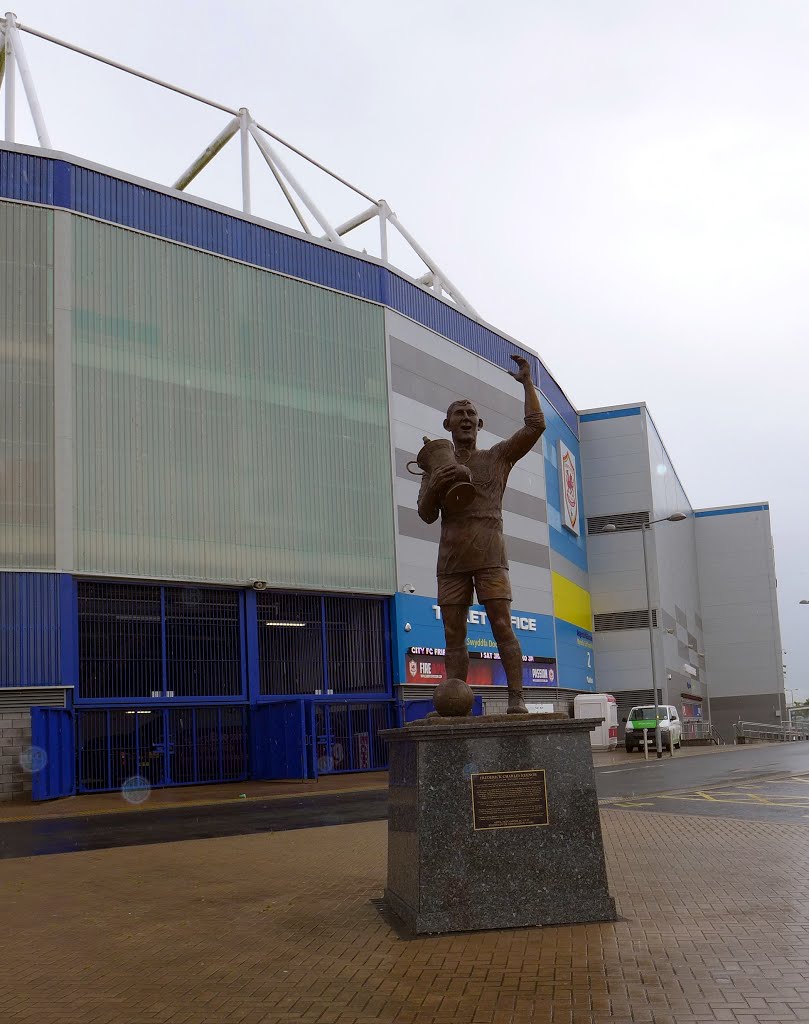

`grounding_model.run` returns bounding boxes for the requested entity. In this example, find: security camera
[249,579,268,591]
[401,584,416,595]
